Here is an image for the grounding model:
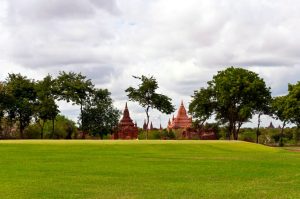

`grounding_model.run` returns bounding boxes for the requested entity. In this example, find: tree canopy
[81,89,120,139]
[5,73,37,138]
[56,71,94,130]
[35,75,60,138]
[125,75,174,139]
[189,67,271,140]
